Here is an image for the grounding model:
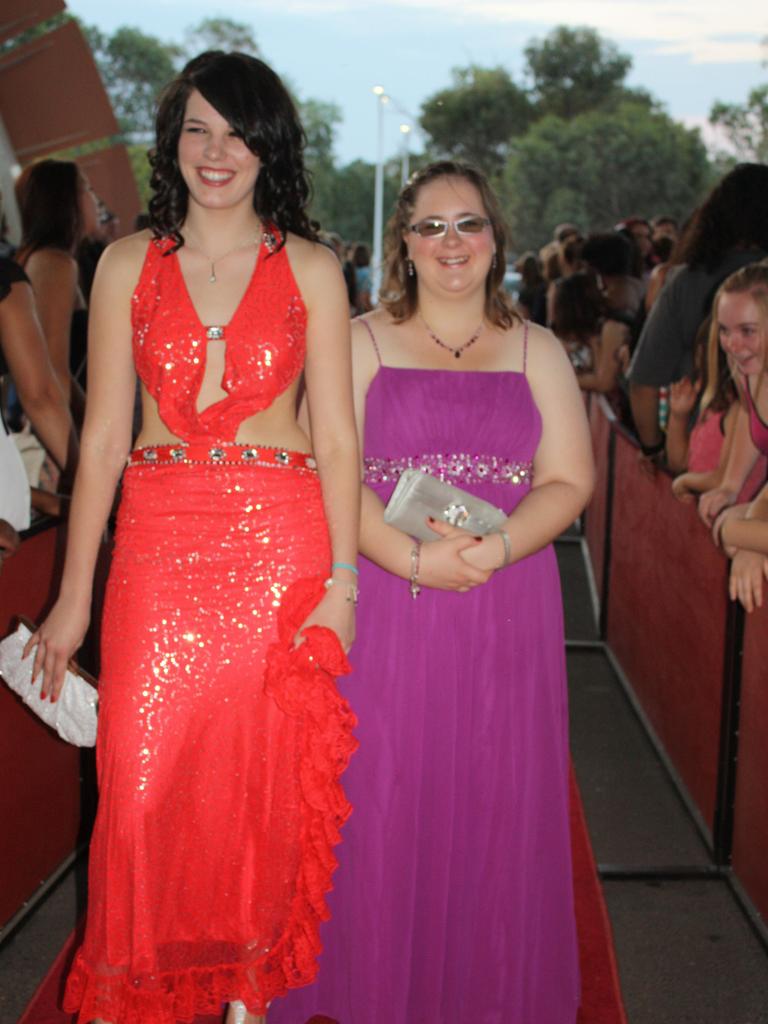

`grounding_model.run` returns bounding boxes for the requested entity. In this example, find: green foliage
[710,85,768,163]
[505,103,711,250]
[419,66,533,173]
[0,12,71,54]
[183,18,260,59]
[524,26,633,119]
[88,26,182,137]
[300,99,342,166]
[127,145,153,211]
[308,159,402,244]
